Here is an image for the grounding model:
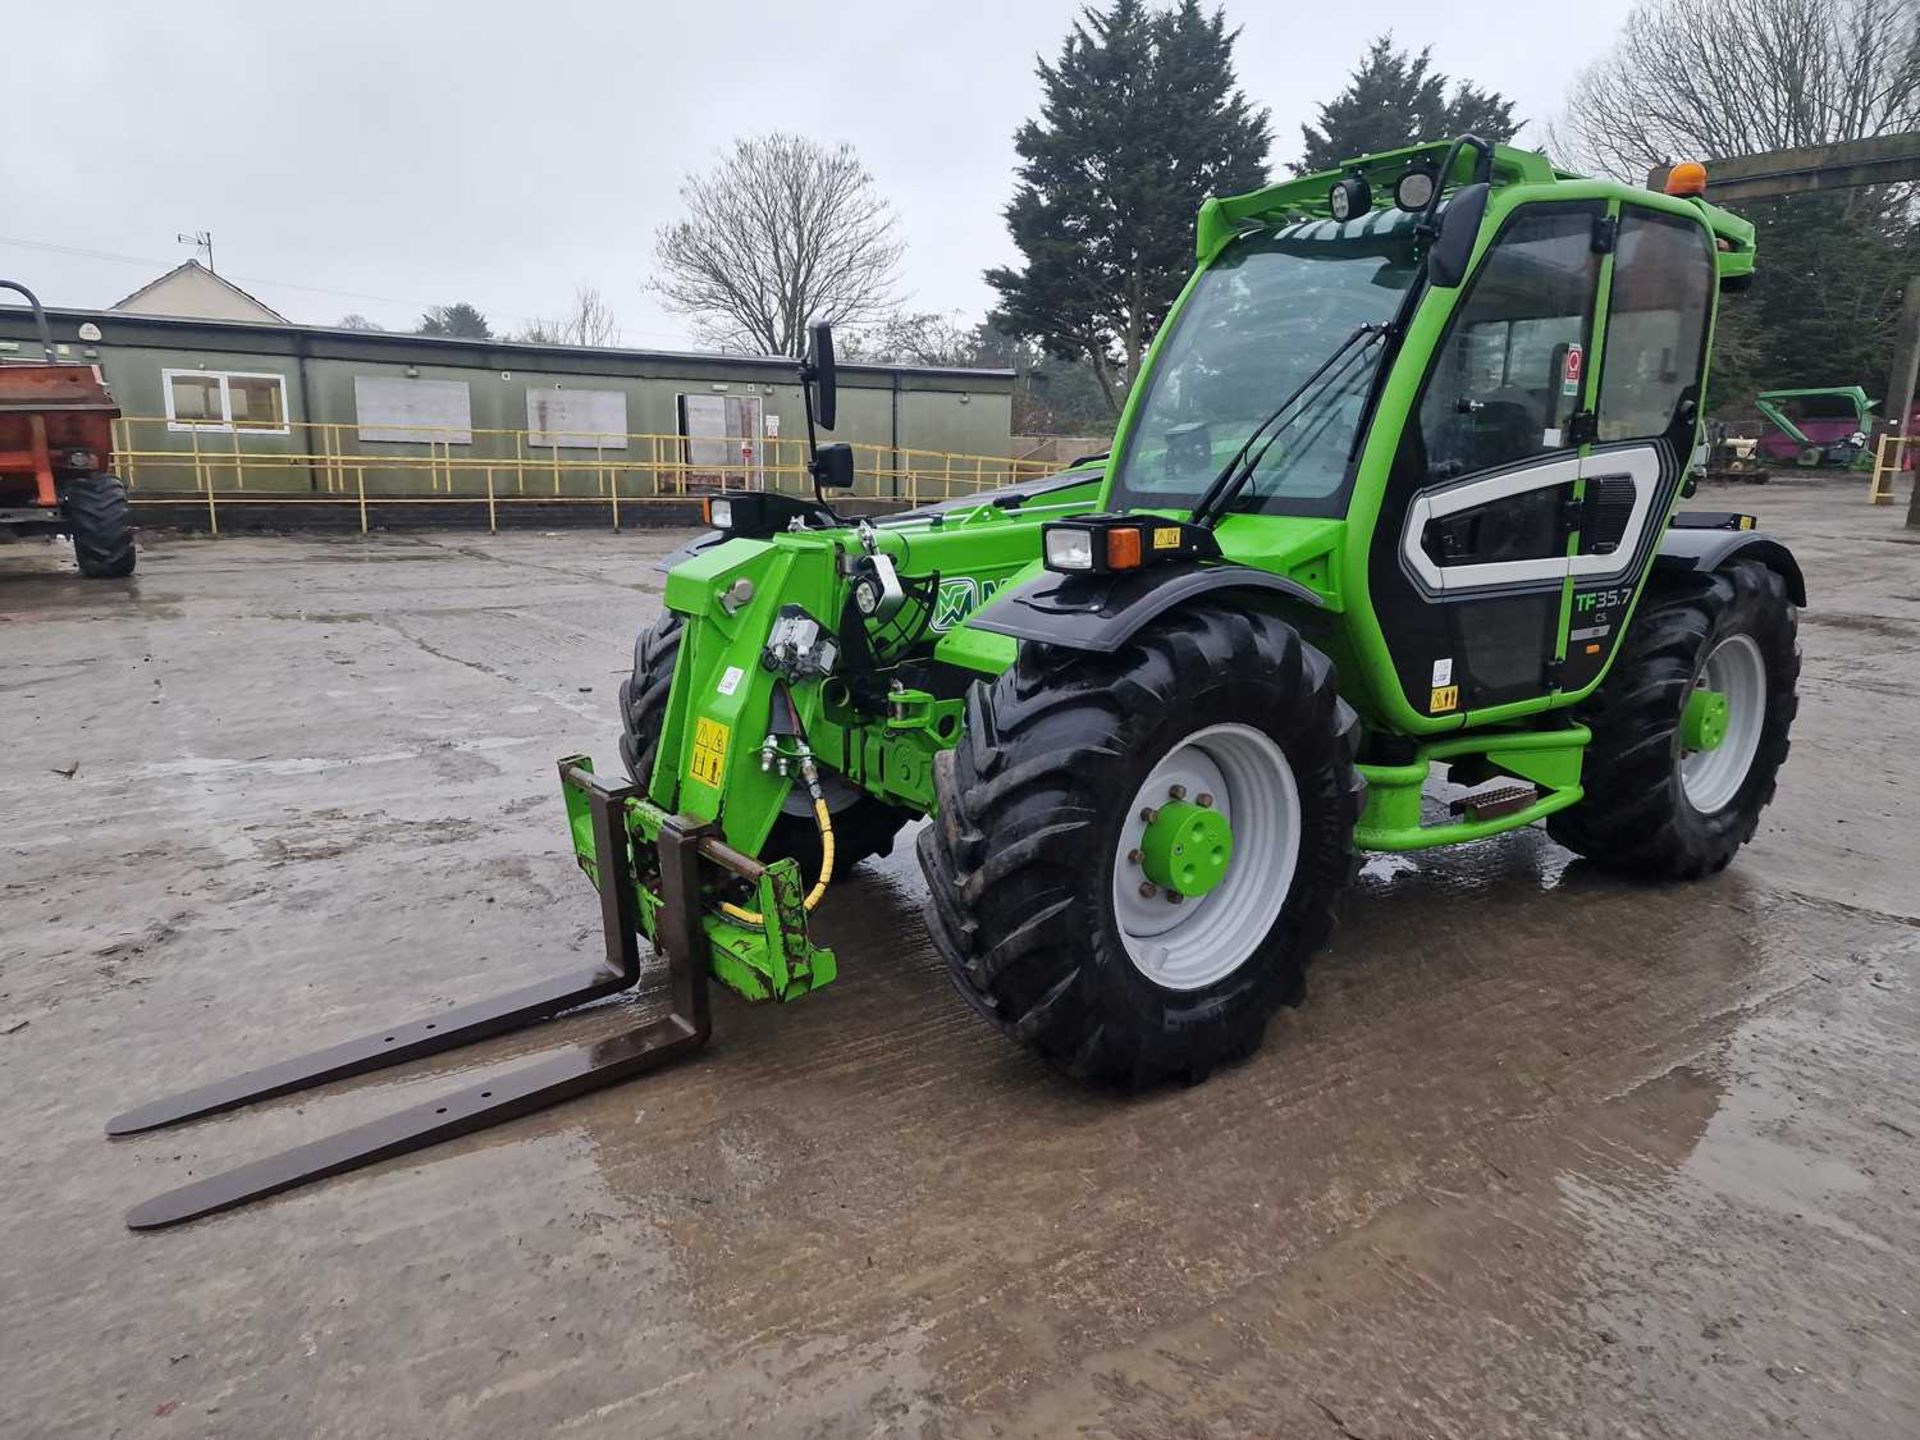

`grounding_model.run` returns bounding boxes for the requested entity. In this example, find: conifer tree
[986,0,1270,411]
[1296,35,1520,174]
